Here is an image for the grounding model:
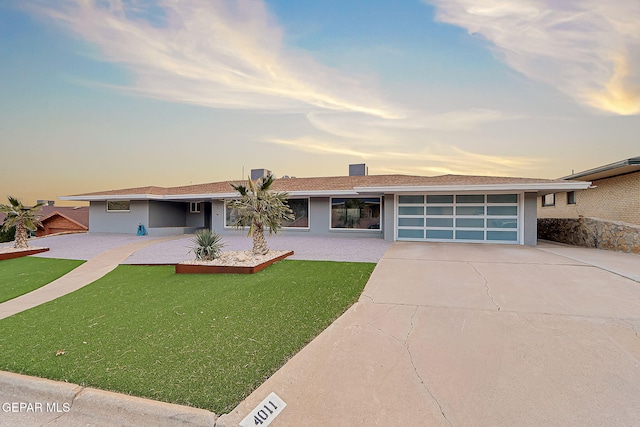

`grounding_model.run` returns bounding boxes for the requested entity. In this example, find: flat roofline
[562,156,640,181]
[354,181,591,195]
[60,181,593,202]
[59,190,363,202]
